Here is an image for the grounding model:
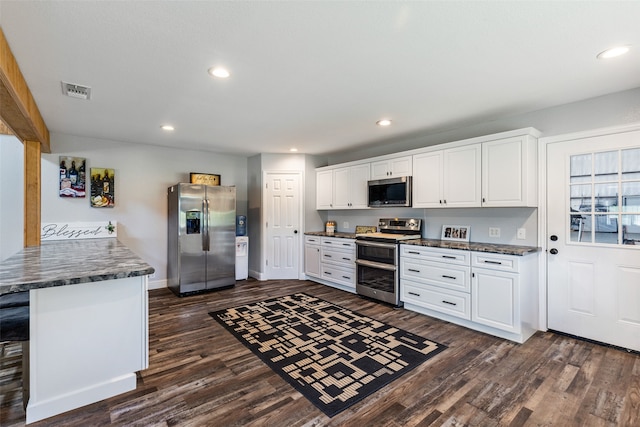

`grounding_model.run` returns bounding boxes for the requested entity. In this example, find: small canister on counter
[325,220,336,234]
